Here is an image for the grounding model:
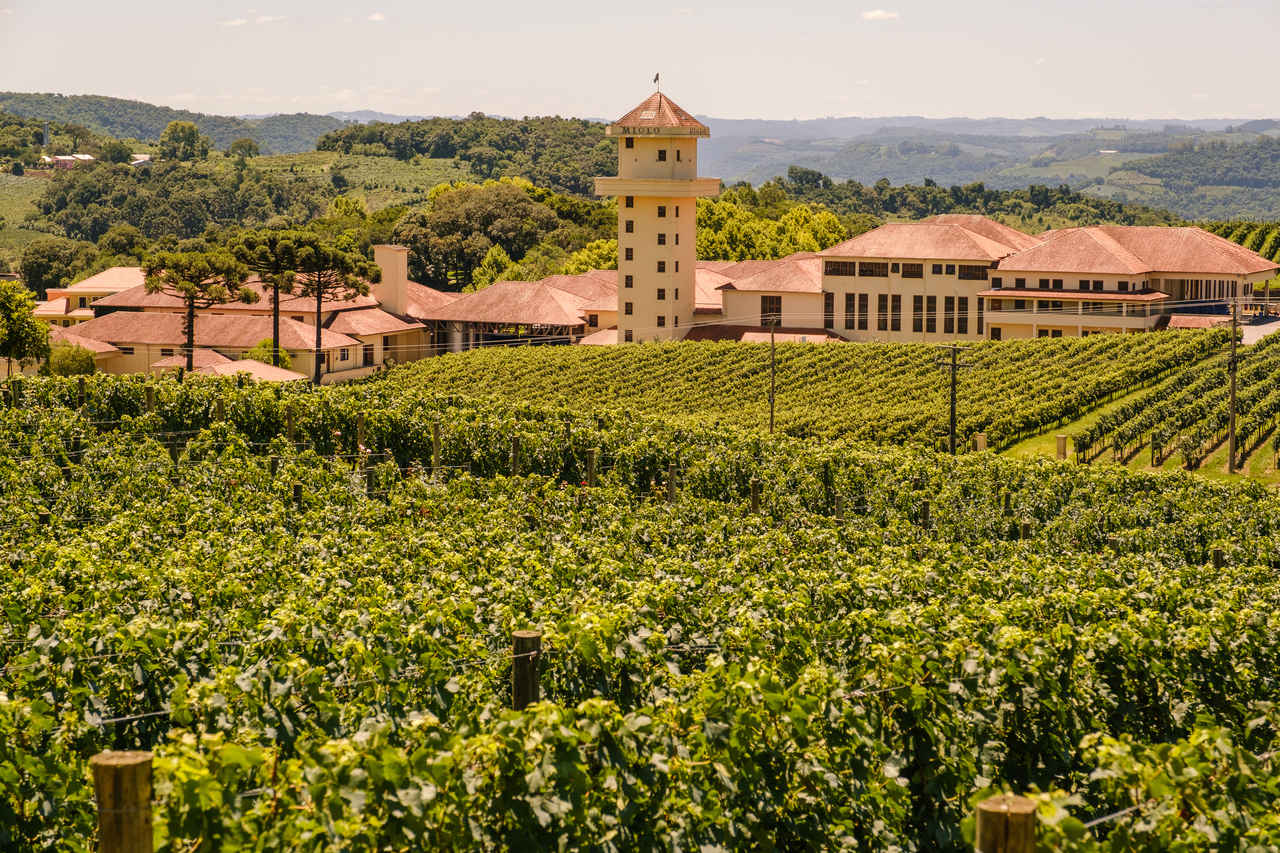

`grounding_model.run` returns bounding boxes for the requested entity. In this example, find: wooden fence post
[215,398,225,422]
[834,493,844,520]
[431,422,441,476]
[920,500,931,529]
[77,375,87,409]
[974,432,988,452]
[510,434,520,476]
[293,483,303,506]
[667,462,677,503]
[1212,548,1225,570]
[1056,435,1067,461]
[356,413,365,450]
[144,385,155,414]
[974,794,1036,853]
[512,630,542,710]
[749,477,761,514]
[91,750,153,853]
[1019,521,1031,540]
[285,409,296,443]
[586,448,597,487]
[365,463,376,495]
